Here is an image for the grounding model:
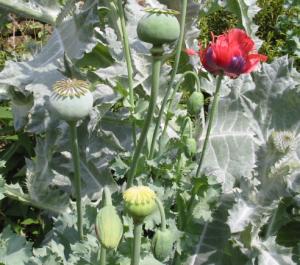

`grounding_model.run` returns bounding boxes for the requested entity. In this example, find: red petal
[185,48,197,56]
[244,54,267,73]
